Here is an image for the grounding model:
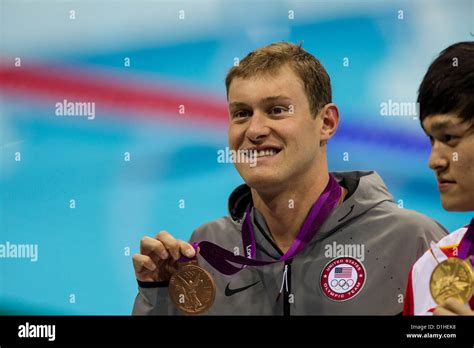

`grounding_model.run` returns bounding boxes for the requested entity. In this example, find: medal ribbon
[458,218,474,266]
[180,174,342,275]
